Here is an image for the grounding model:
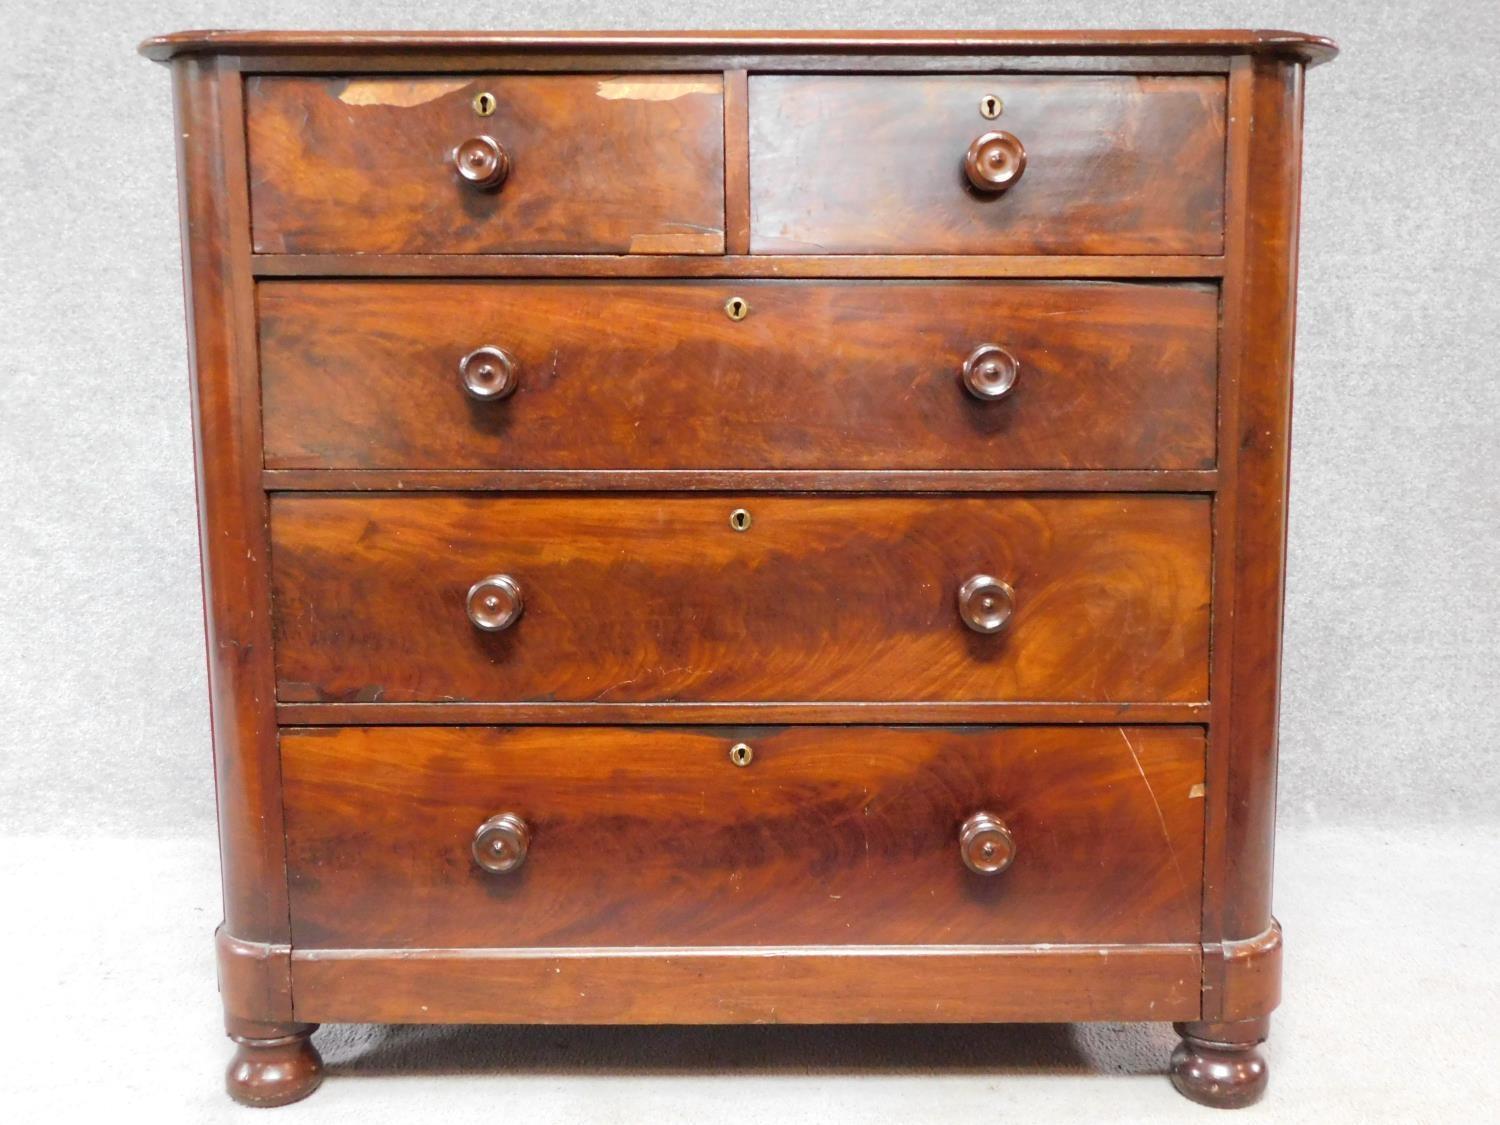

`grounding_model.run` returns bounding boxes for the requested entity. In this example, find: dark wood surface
[170,58,295,984]
[260,279,1217,471]
[269,494,1211,704]
[291,944,1204,1025]
[275,700,1211,725]
[247,74,725,254]
[1205,57,1305,966]
[262,468,1219,493]
[1171,1017,1272,1108]
[251,253,1225,278]
[751,75,1225,254]
[282,725,1205,948]
[146,28,1330,1104]
[139,29,1339,66]
[225,1023,323,1108]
